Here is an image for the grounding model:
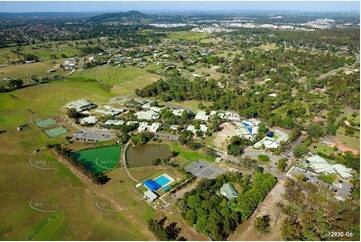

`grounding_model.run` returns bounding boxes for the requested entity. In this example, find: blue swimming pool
[154,175,171,187]
[242,122,251,127]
